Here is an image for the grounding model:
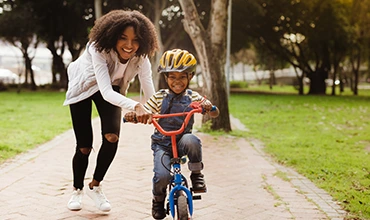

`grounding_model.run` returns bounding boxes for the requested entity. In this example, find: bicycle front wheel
[176,193,189,220]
